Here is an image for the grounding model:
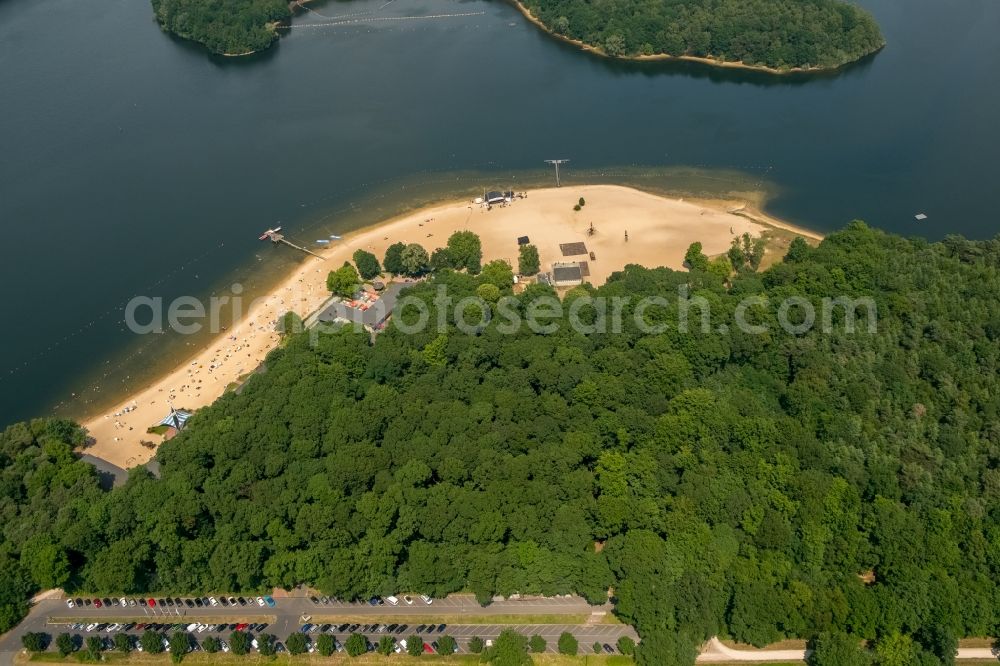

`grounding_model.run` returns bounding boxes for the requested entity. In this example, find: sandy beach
[81,184,812,468]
